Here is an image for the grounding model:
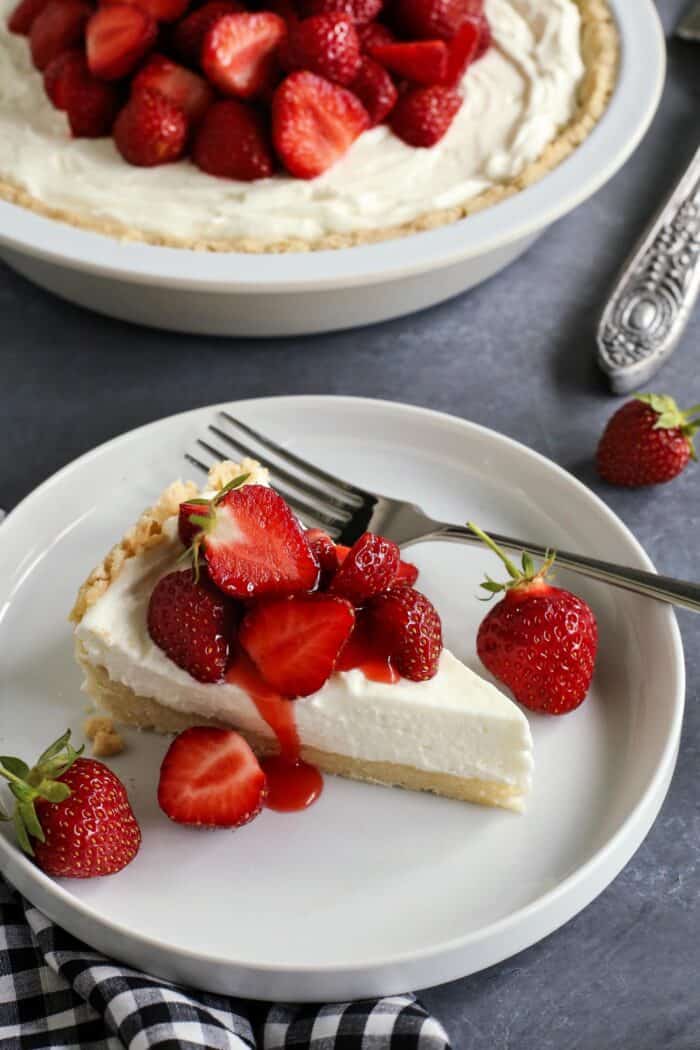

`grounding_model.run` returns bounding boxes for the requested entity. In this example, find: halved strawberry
[272,70,369,179]
[395,558,418,585]
[113,86,187,164]
[304,528,338,576]
[239,593,355,697]
[62,57,121,134]
[86,3,157,80]
[195,484,319,599]
[390,0,479,41]
[389,83,460,145]
[179,496,213,546]
[301,0,381,26]
[202,11,287,99]
[285,13,361,87]
[443,15,479,85]
[44,47,86,106]
[371,40,448,86]
[366,584,442,681]
[134,53,214,124]
[329,531,400,603]
[147,568,238,682]
[158,727,267,827]
[7,0,51,35]
[193,99,276,179]
[171,0,242,65]
[117,0,189,24]
[350,55,396,125]
[29,0,91,71]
